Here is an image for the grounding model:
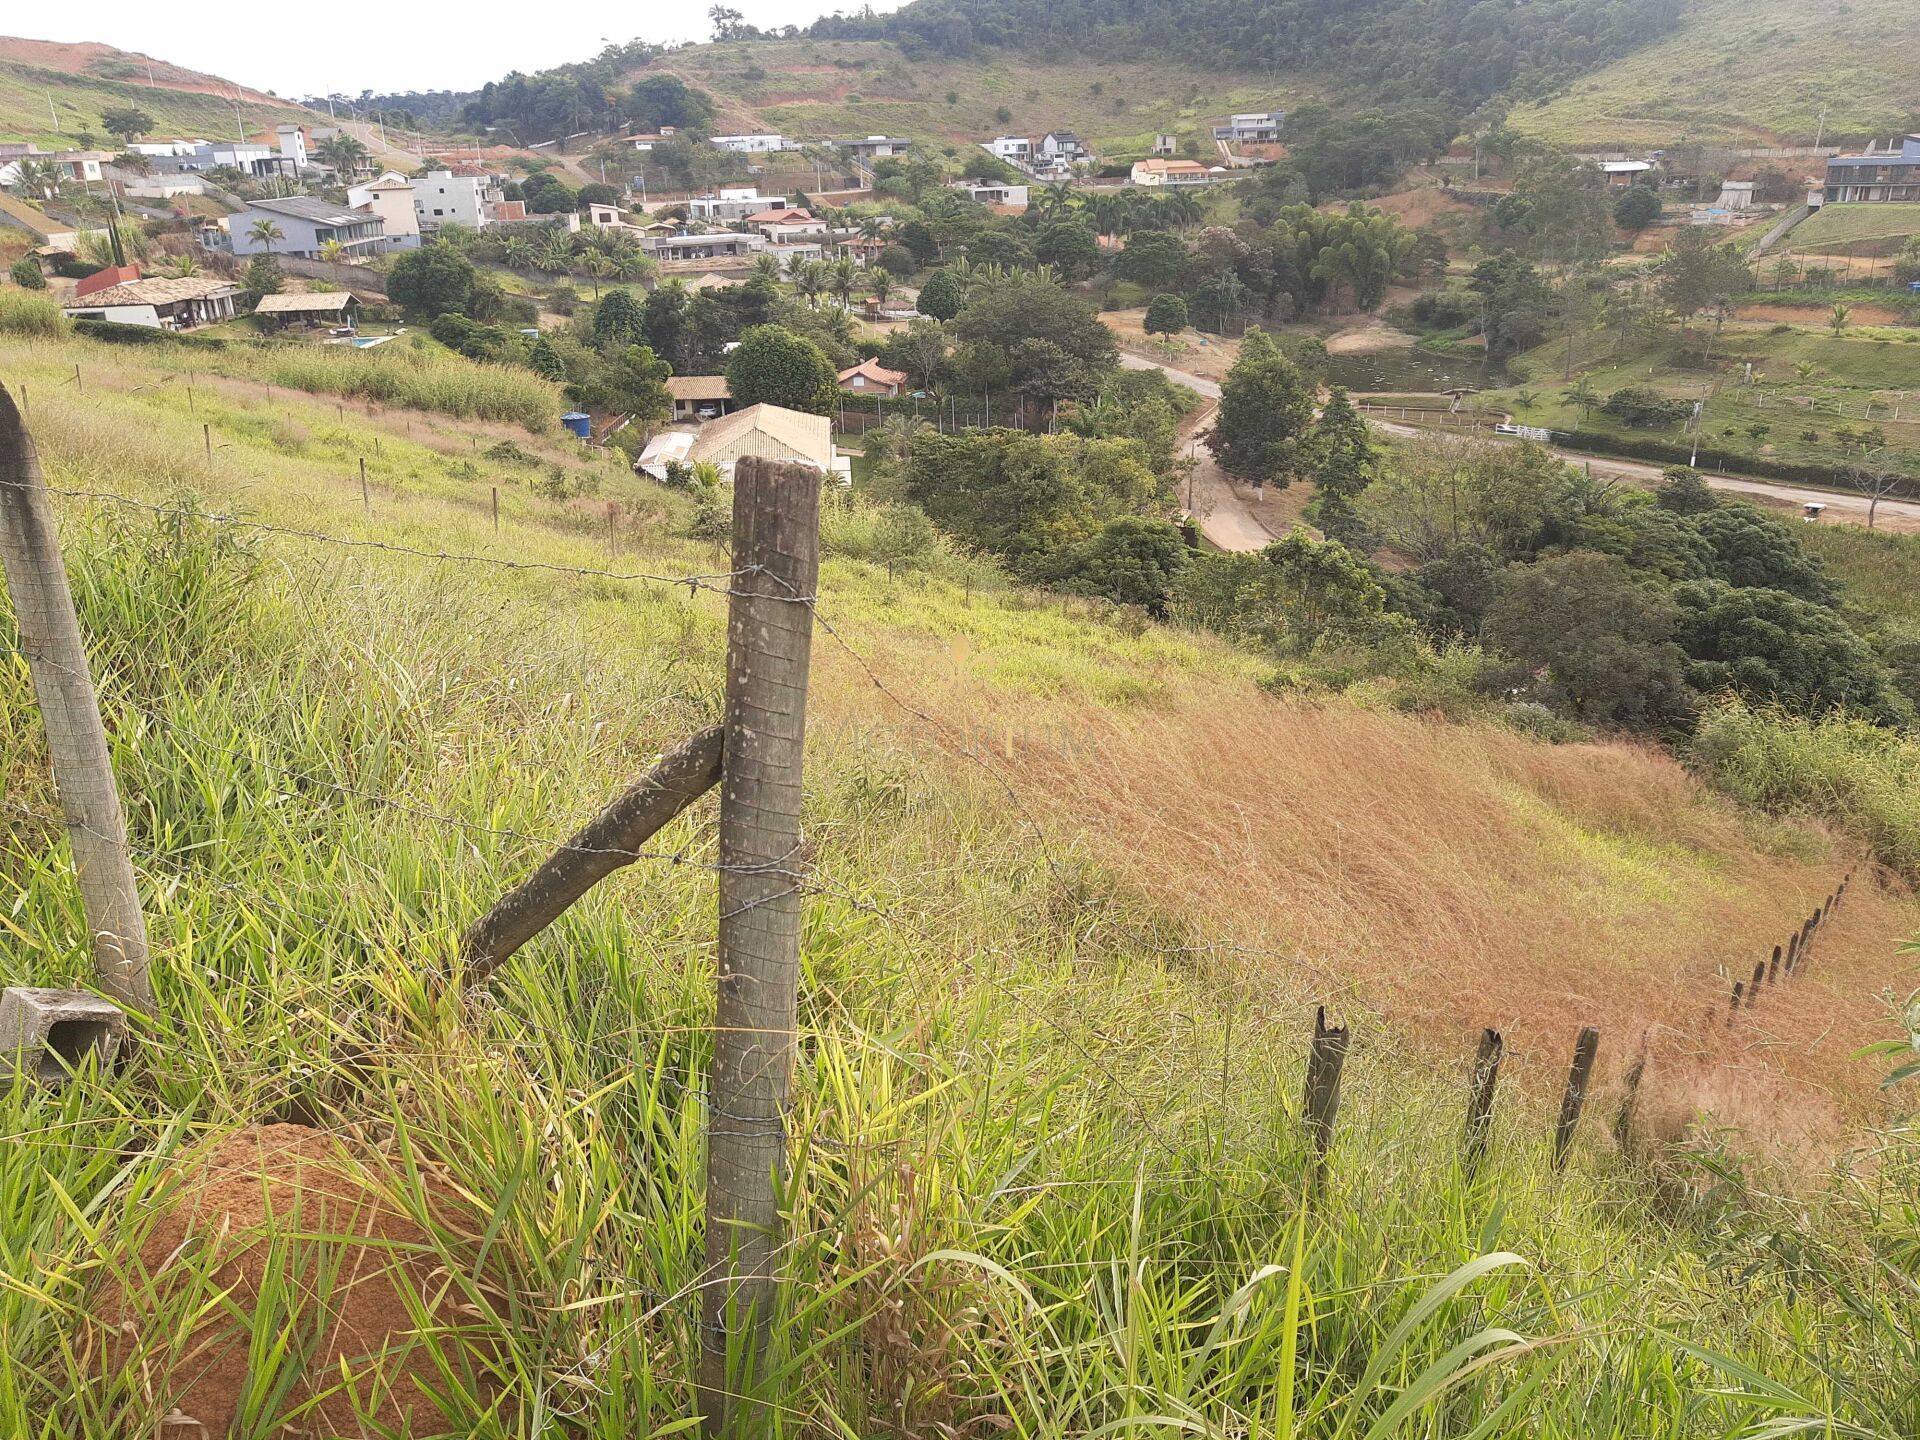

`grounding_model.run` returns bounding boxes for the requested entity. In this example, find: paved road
[1123,349,1920,534]
[1122,354,1289,551]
